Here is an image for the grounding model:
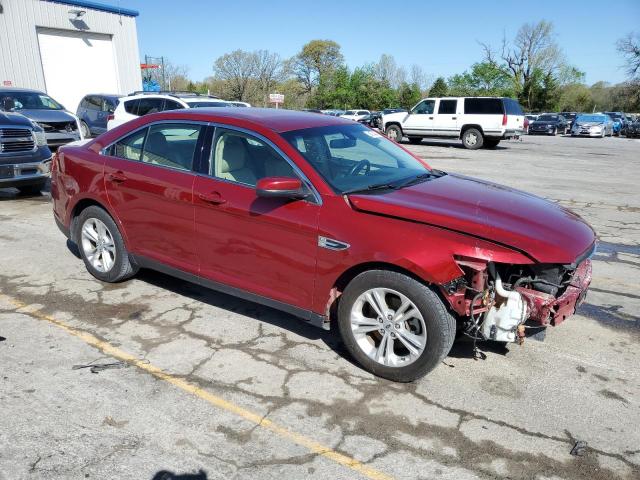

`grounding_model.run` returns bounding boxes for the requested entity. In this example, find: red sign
[2,80,12,86]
